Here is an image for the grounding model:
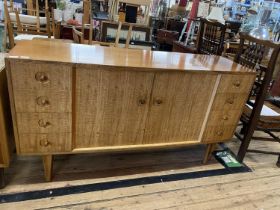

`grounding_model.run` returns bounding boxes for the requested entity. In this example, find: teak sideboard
[5,40,255,181]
